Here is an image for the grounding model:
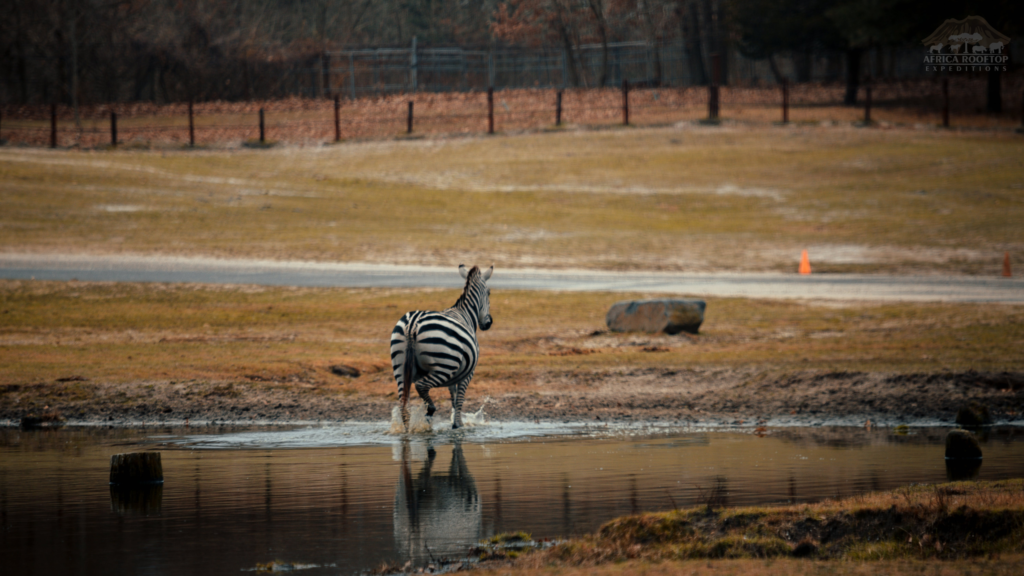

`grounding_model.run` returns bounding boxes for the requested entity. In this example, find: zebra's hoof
[451,423,461,430]
[426,405,436,417]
